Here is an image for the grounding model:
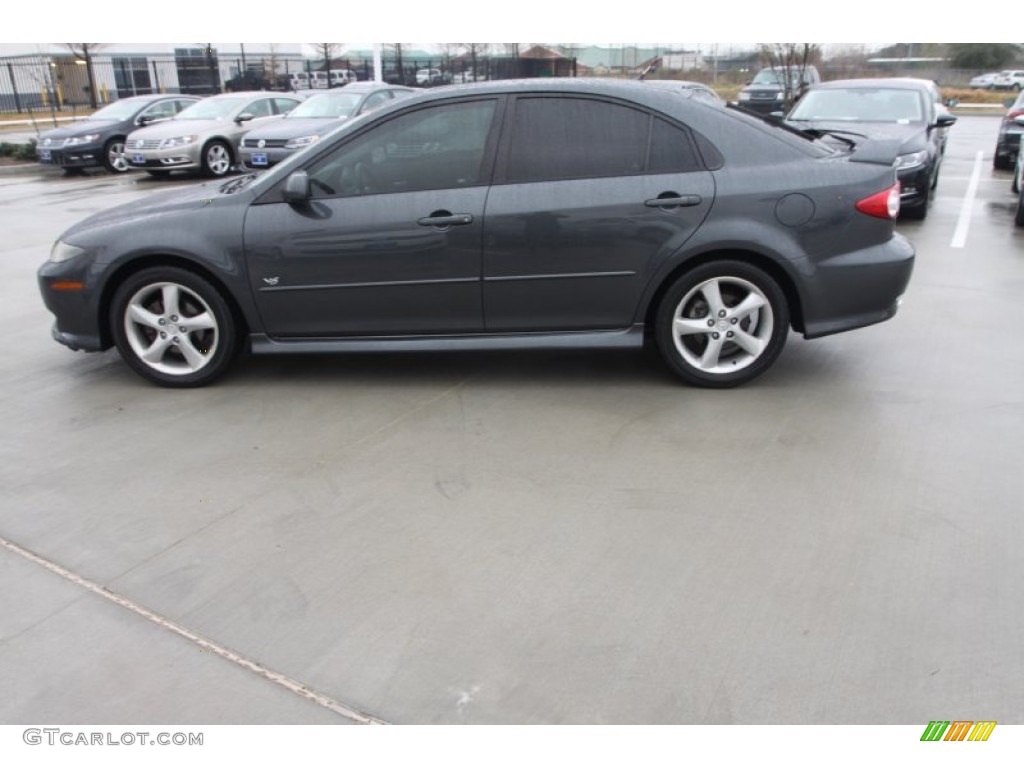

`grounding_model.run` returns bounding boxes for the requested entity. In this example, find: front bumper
[896,163,933,208]
[37,144,104,169]
[801,233,915,339]
[239,146,295,169]
[37,258,107,352]
[736,95,785,114]
[126,143,203,171]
